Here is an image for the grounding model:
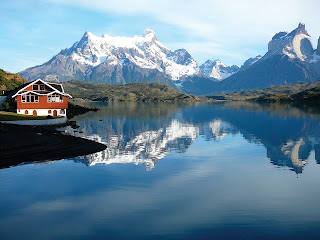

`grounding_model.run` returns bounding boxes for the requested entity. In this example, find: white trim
[12,79,72,98]
[18,90,71,97]
[21,94,39,103]
[60,84,65,93]
[35,79,59,92]
[47,94,64,103]
[47,90,70,97]
[19,91,42,96]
